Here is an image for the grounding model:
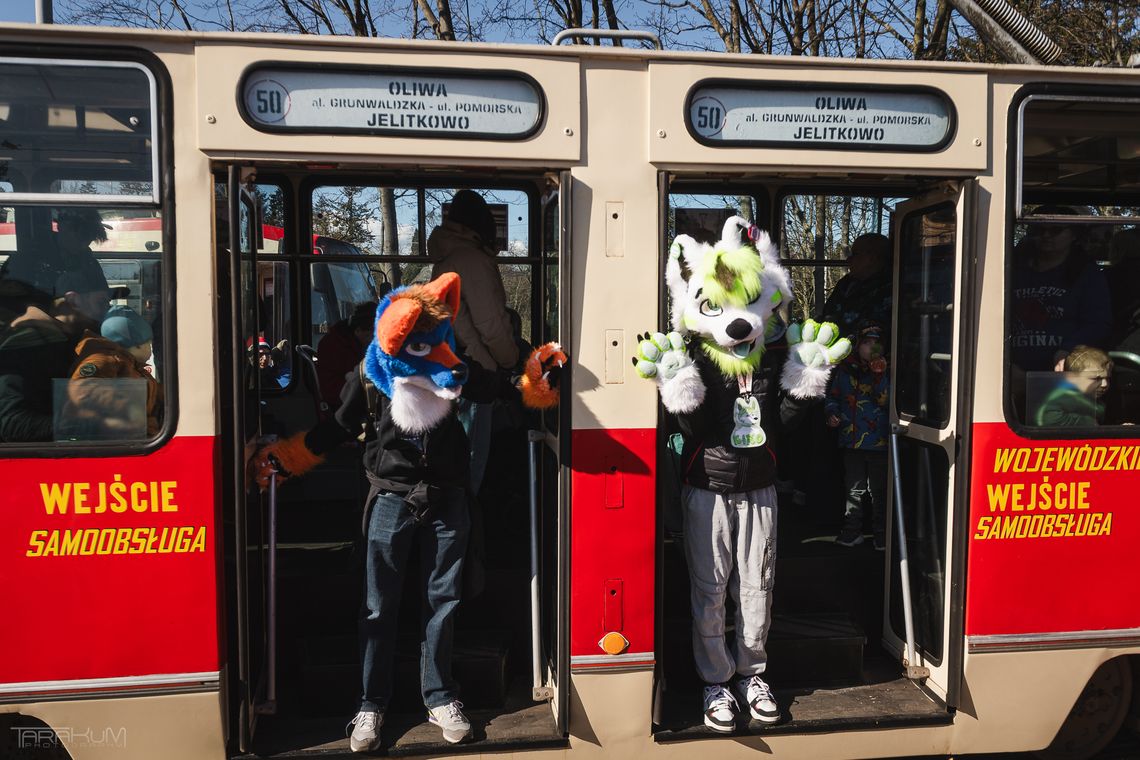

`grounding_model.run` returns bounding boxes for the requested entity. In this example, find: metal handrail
[552,28,662,49]
[527,430,552,701]
[890,429,926,680]
[256,472,279,715]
